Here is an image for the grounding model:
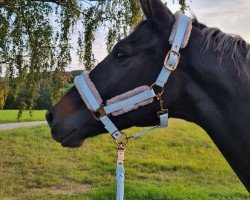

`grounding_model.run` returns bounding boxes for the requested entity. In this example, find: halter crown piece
[74,11,192,140]
[74,11,192,200]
